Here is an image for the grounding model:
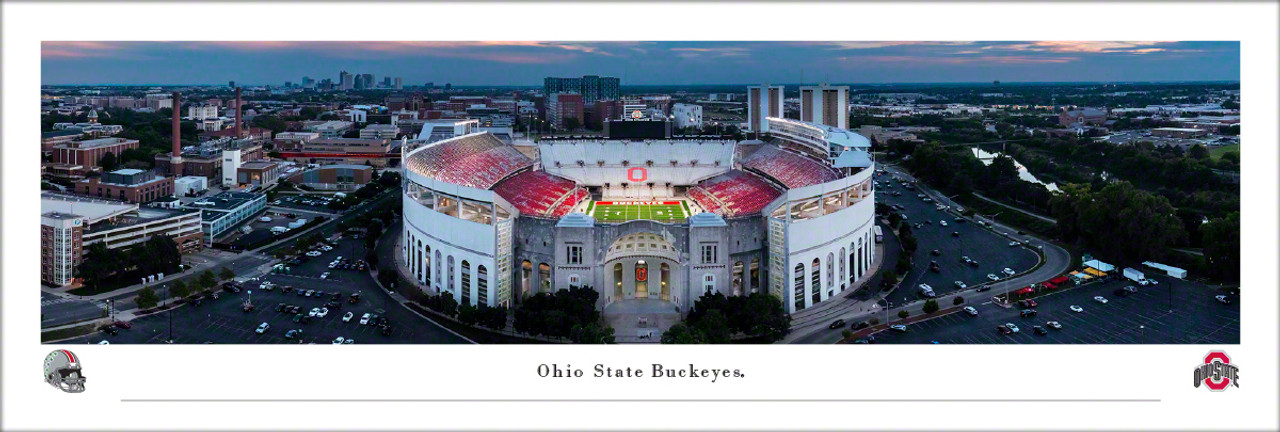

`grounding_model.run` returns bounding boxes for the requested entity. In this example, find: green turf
[1208,143,1240,160]
[591,202,688,222]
